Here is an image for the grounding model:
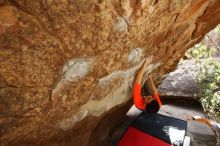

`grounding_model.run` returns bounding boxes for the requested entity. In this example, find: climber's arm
[190,116,212,127]
[195,118,212,127]
[148,74,162,107]
[148,74,158,94]
[133,57,153,110]
[133,58,152,85]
